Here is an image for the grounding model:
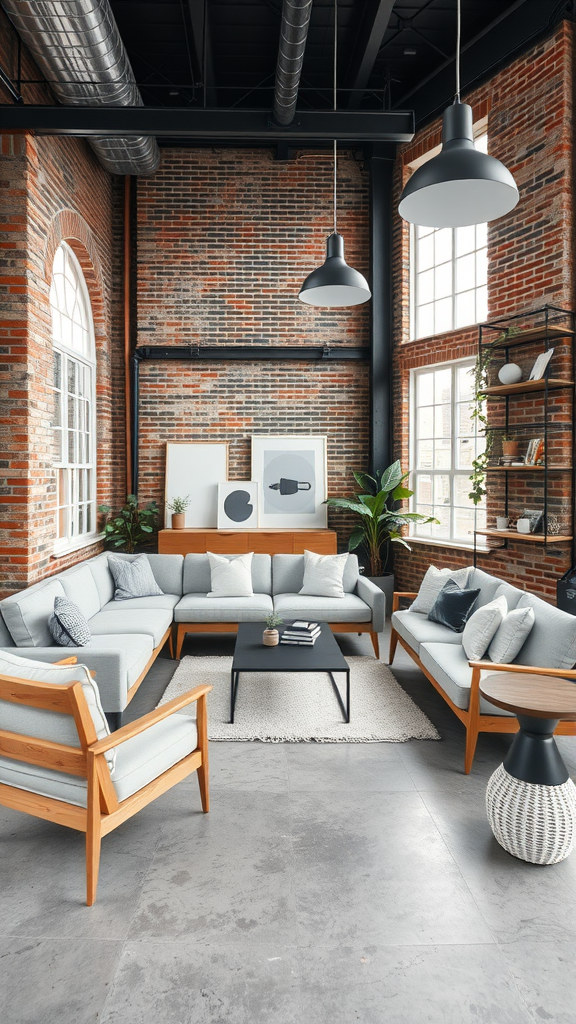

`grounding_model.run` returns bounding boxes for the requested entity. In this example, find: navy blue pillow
[428,579,481,633]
